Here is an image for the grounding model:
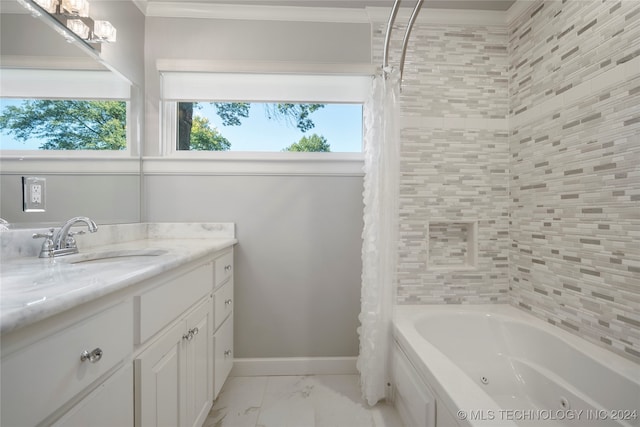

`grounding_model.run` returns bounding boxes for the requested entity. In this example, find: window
[161,72,370,154]
[176,101,363,152]
[0,69,130,152]
[0,98,127,150]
